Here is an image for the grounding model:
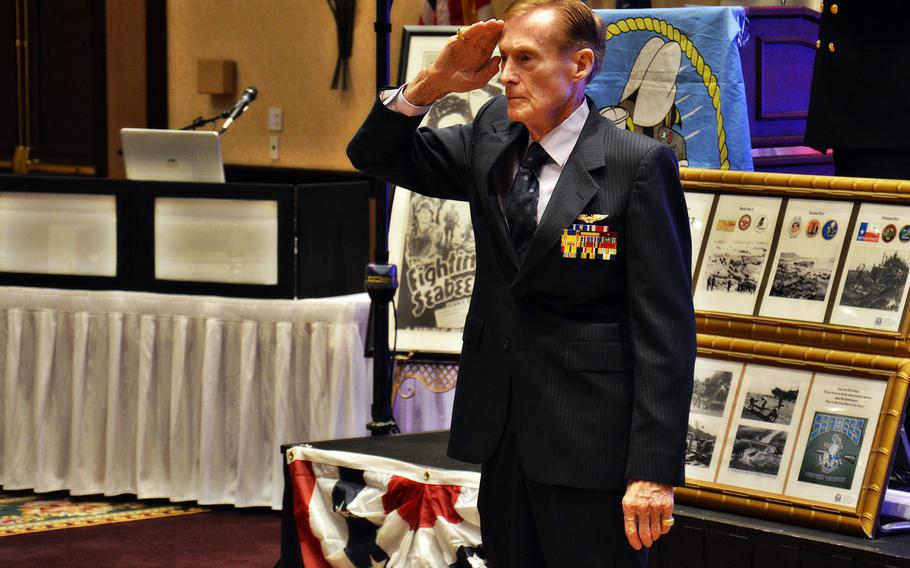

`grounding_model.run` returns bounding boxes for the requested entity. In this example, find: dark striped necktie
[505,142,550,258]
